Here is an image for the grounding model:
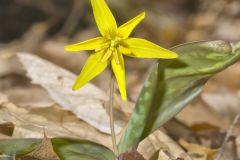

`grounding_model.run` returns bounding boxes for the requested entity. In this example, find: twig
[215,113,240,160]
